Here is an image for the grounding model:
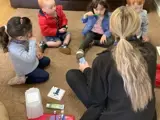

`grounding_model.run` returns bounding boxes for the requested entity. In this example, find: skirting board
[154,0,160,16]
